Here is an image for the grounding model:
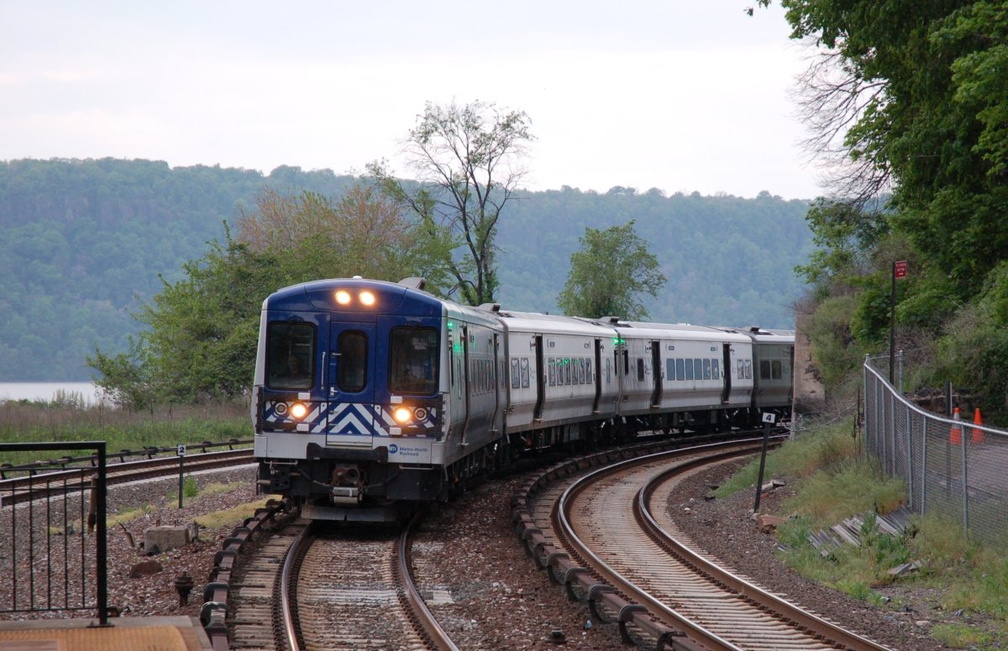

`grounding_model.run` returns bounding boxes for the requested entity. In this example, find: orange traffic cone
[949,407,962,444]
[971,408,985,444]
